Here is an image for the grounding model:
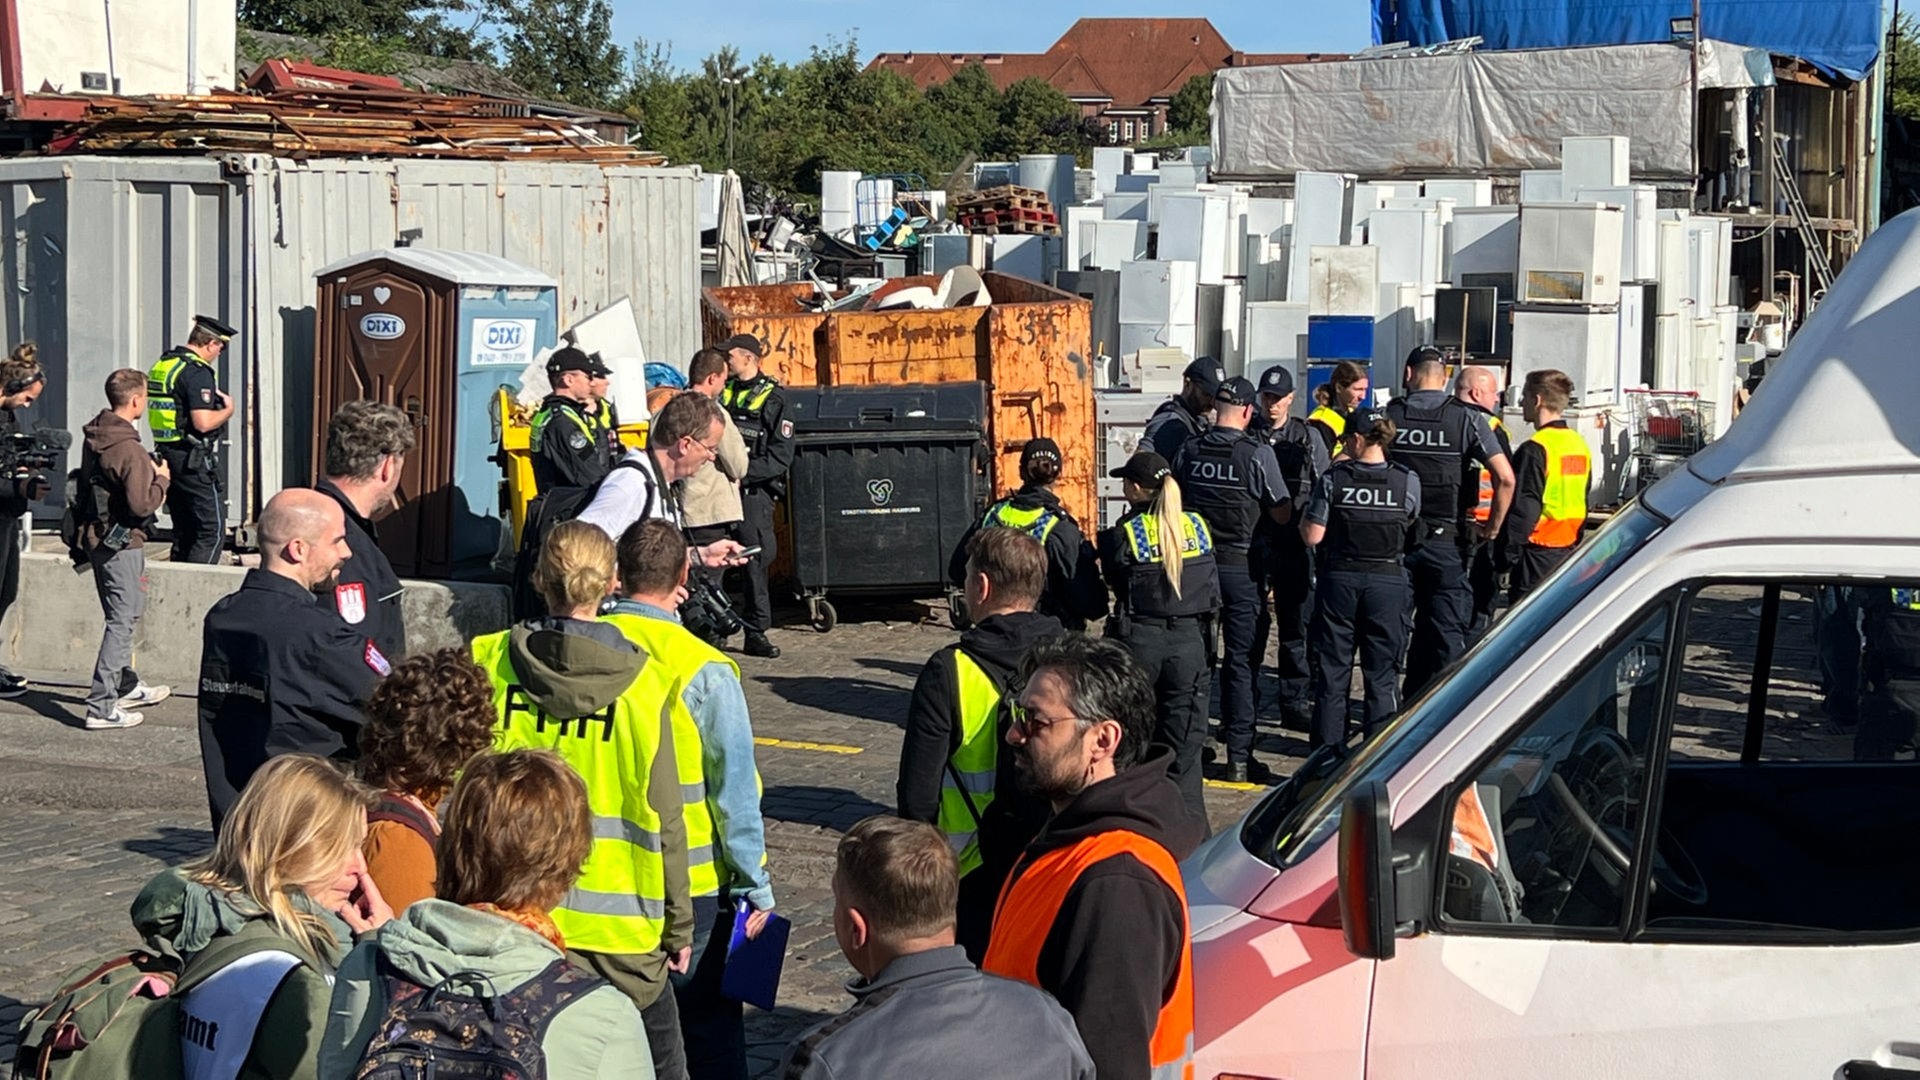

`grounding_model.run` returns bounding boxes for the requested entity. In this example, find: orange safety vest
[1527,425,1590,548]
[1471,416,1505,525]
[983,830,1195,1080]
